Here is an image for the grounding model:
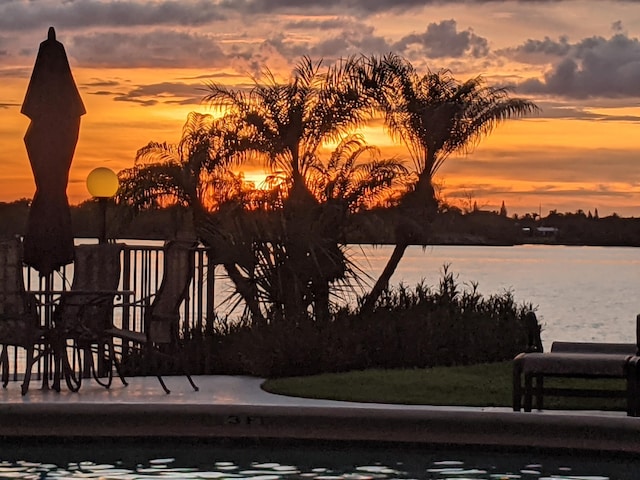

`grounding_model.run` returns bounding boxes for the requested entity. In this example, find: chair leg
[626,357,638,416]
[51,338,62,393]
[185,372,199,392]
[89,349,113,389]
[1,346,9,388]
[524,373,533,412]
[60,342,82,392]
[150,346,198,394]
[157,374,170,394]
[534,375,544,410]
[177,353,199,392]
[107,339,128,387]
[21,344,35,396]
[513,358,523,411]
